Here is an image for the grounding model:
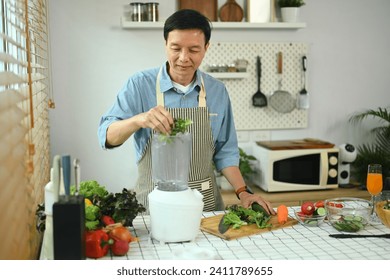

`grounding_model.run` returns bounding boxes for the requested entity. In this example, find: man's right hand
[106,105,174,147]
[137,105,174,135]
